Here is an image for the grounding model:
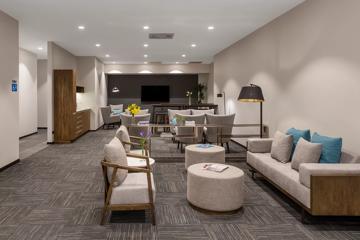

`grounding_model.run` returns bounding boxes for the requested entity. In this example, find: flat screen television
[141,85,170,102]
